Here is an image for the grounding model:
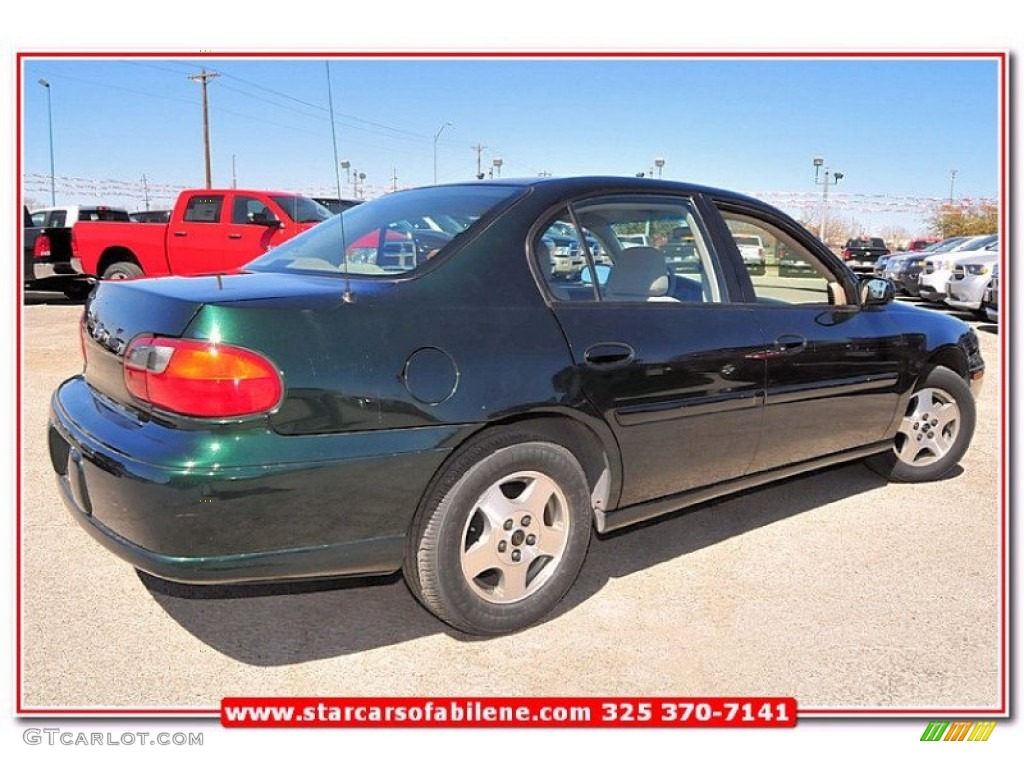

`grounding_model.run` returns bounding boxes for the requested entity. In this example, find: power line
[216,66,431,140]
